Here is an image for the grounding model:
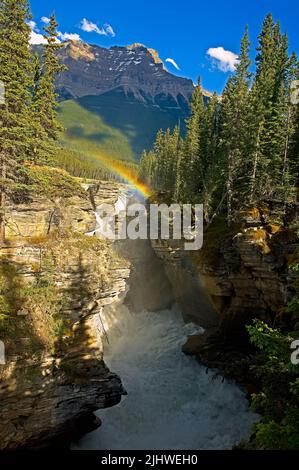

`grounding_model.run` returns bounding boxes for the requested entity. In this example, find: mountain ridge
[52,40,212,106]
[34,40,214,165]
